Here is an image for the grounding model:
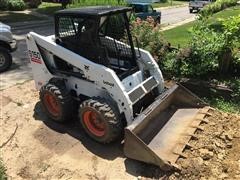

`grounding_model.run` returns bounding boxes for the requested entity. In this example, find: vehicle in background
[129,3,161,24]
[0,23,17,72]
[189,0,212,13]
